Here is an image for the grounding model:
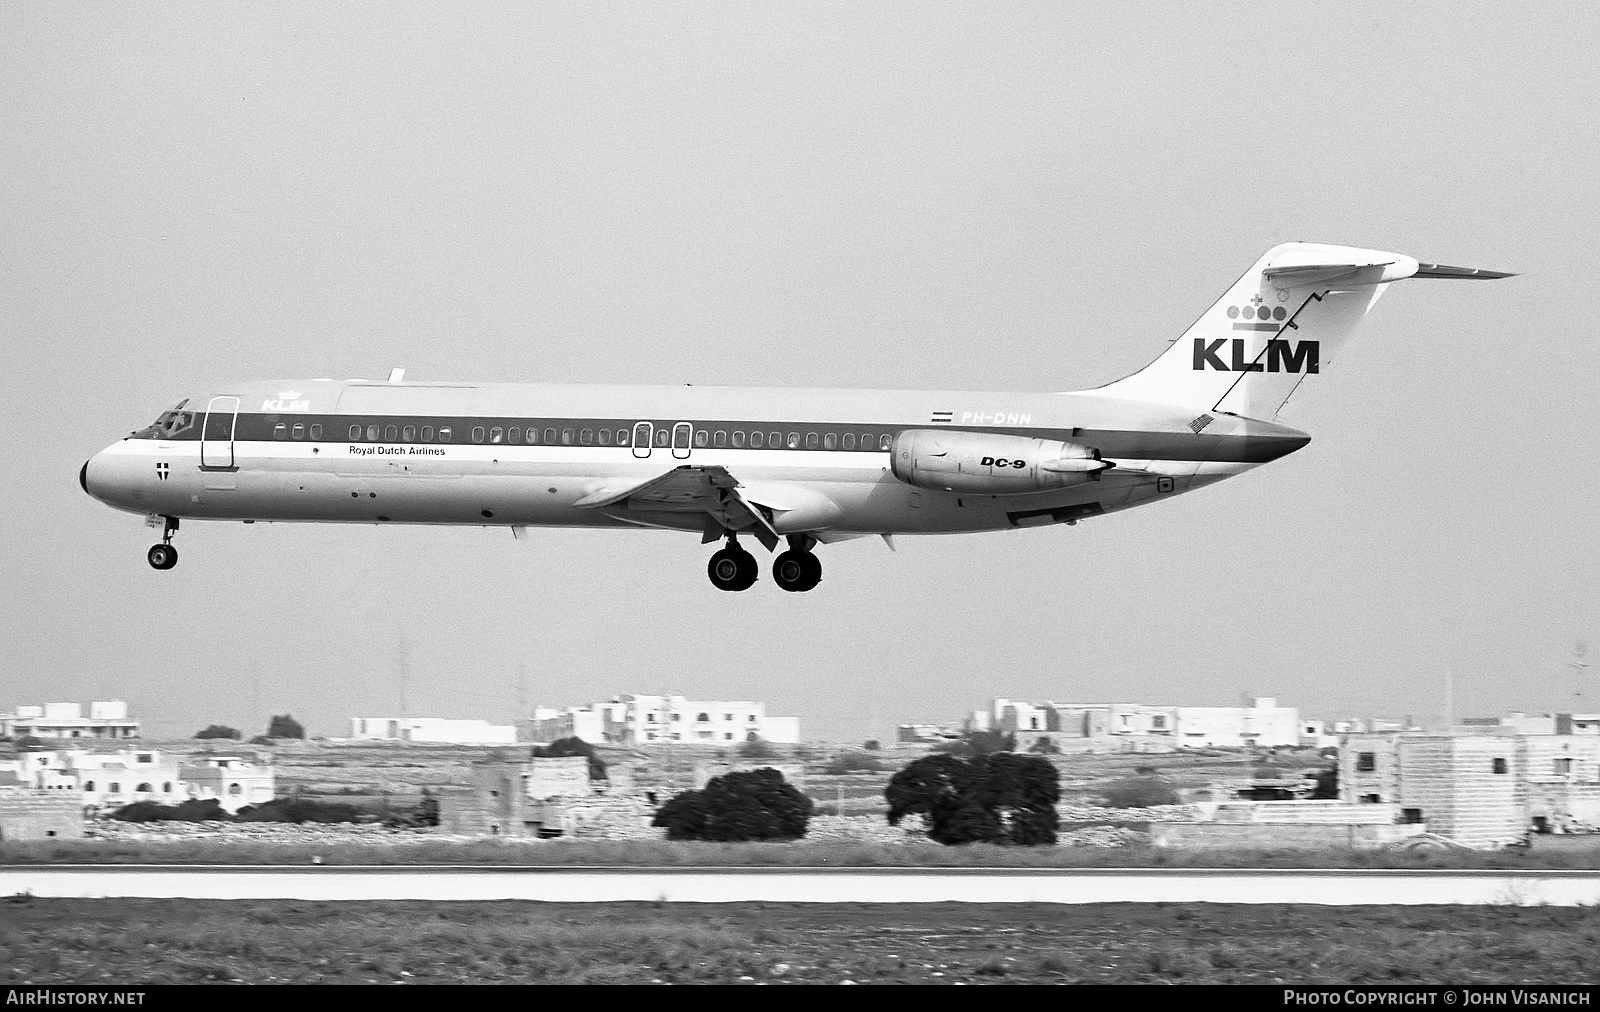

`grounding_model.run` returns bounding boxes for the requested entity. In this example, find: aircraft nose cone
[79,460,89,495]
